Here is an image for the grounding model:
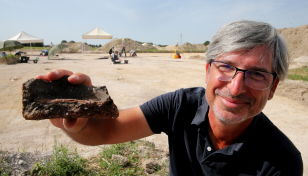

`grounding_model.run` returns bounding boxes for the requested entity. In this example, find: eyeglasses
[209,60,277,90]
